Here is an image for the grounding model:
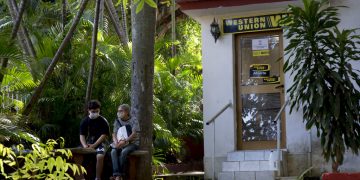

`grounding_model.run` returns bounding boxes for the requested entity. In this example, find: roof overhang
[176,0,294,10]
